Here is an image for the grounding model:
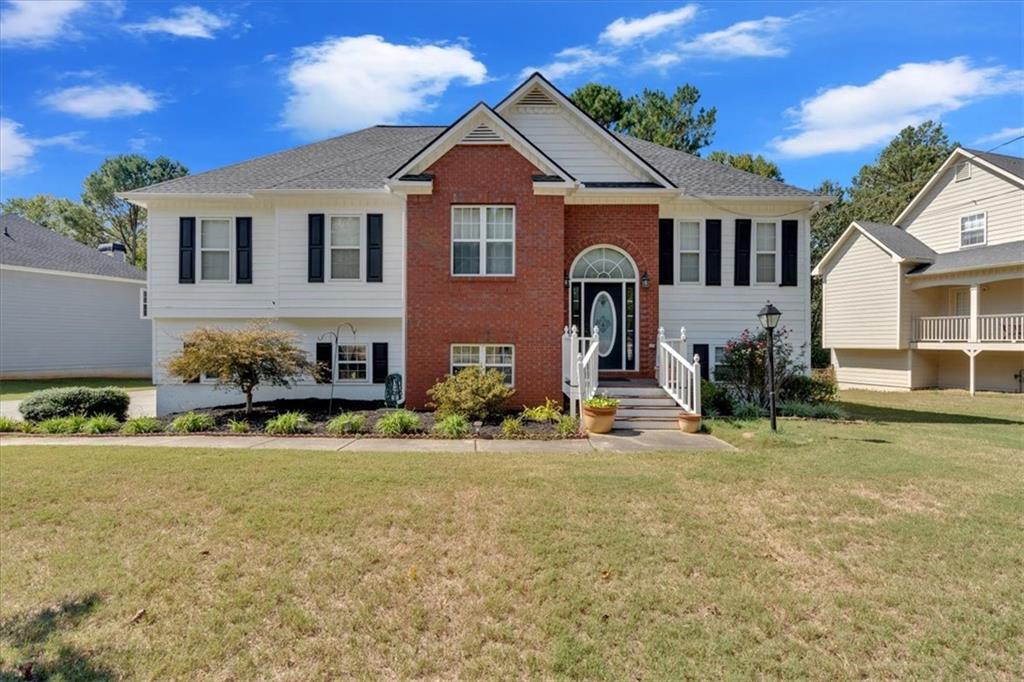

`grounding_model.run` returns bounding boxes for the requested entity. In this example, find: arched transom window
[572,247,636,280]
